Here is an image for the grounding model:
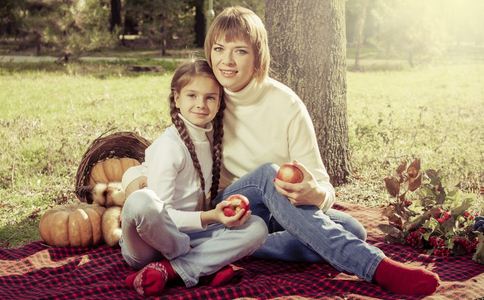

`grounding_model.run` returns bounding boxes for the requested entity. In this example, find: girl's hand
[274,161,326,208]
[201,201,251,228]
[215,200,251,228]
